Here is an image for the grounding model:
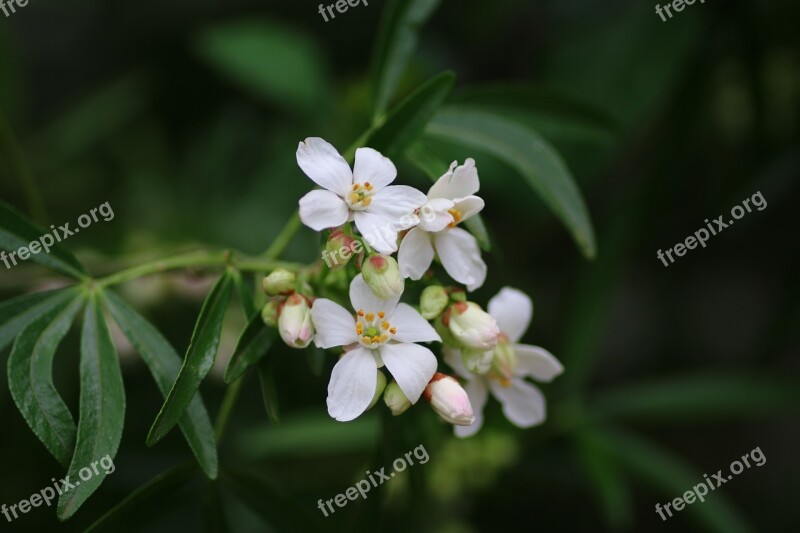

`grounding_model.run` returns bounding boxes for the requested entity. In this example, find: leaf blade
[146,270,234,445]
[0,288,77,352]
[224,312,277,385]
[57,292,126,520]
[425,107,597,258]
[103,290,218,479]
